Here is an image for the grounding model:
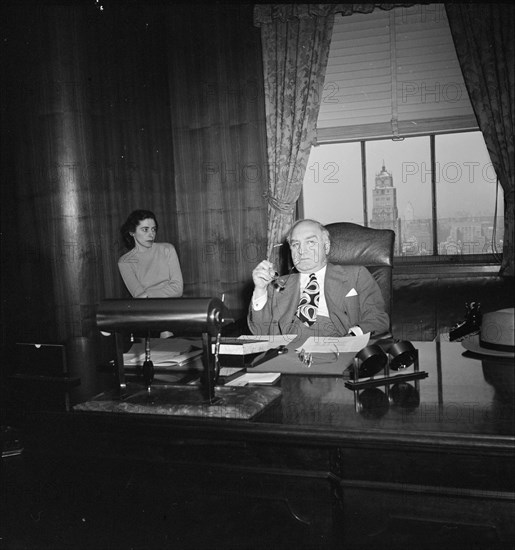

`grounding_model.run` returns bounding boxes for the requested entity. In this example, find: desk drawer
[338,479,515,548]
